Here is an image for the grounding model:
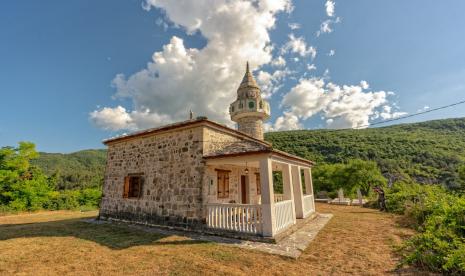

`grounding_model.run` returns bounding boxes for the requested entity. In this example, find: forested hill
[32,149,107,190]
[265,118,465,189]
[32,118,465,190]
